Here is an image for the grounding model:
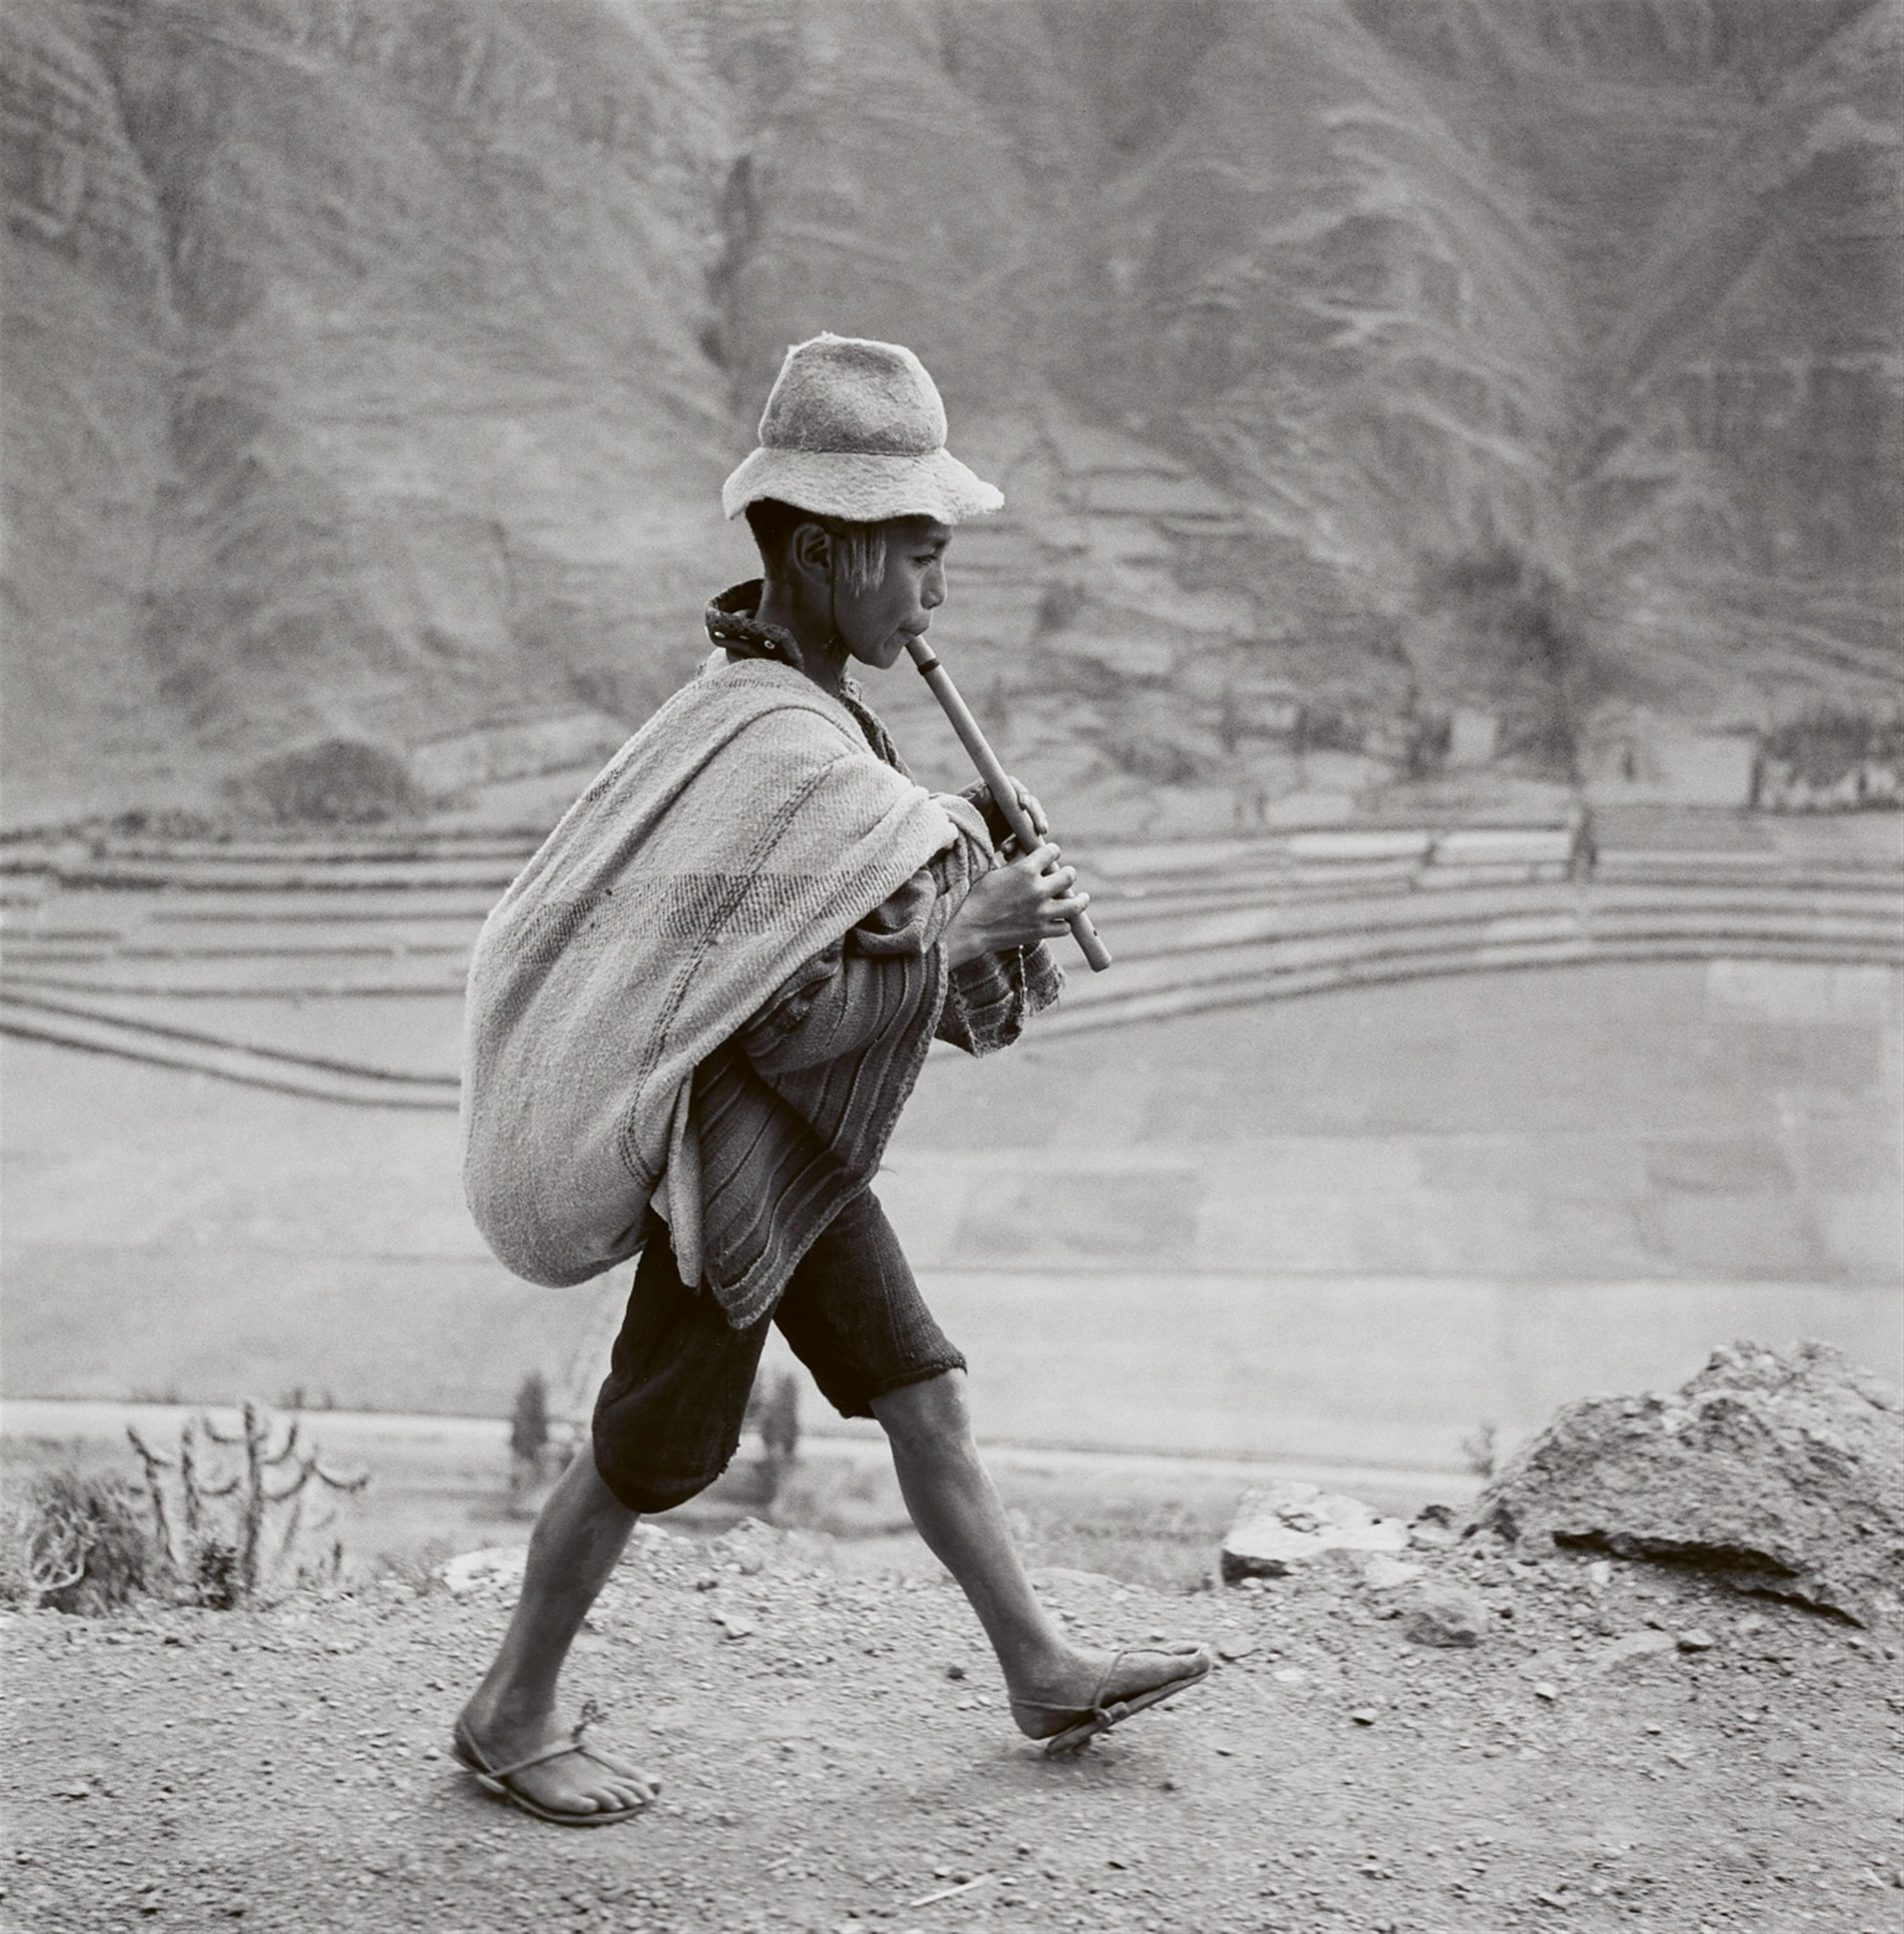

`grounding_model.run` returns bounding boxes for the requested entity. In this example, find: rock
[1589,1631,1678,1674]
[1363,1555,1425,1591]
[1408,1503,1461,1550]
[1467,1341,1903,1628]
[1677,1628,1717,1652]
[1533,1681,1558,1700]
[1215,1636,1258,1662]
[1221,1483,1408,1581]
[439,1548,527,1597]
[1349,1707,1378,1725]
[1402,1584,1490,1648]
